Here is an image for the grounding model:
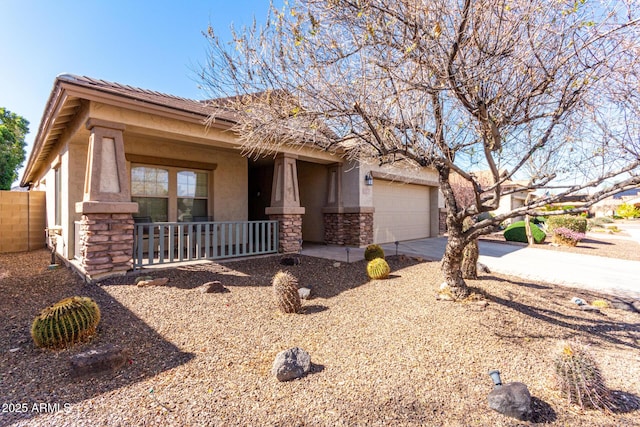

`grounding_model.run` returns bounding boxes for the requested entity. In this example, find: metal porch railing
[132,220,278,269]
